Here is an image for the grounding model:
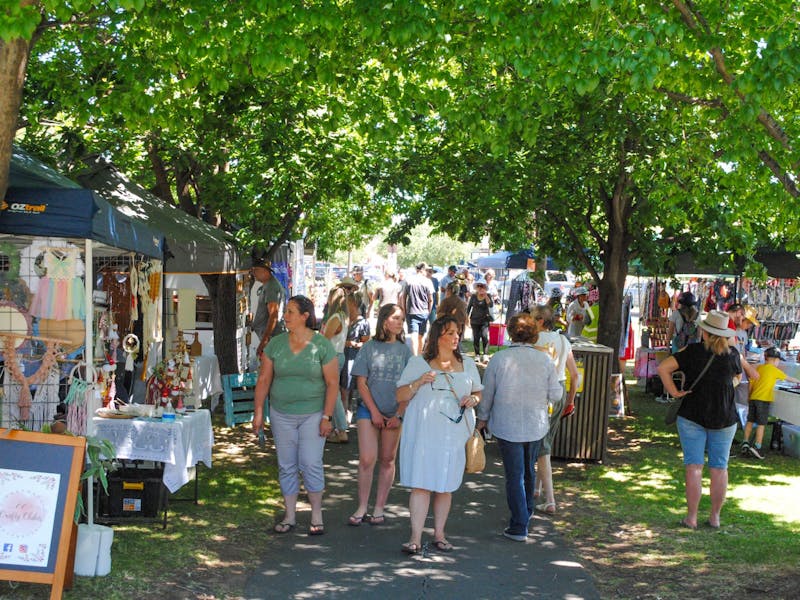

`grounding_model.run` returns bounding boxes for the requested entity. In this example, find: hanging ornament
[122,333,140,372]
